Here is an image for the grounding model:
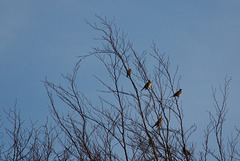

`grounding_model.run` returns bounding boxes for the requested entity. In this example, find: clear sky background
[1,0,240,153]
